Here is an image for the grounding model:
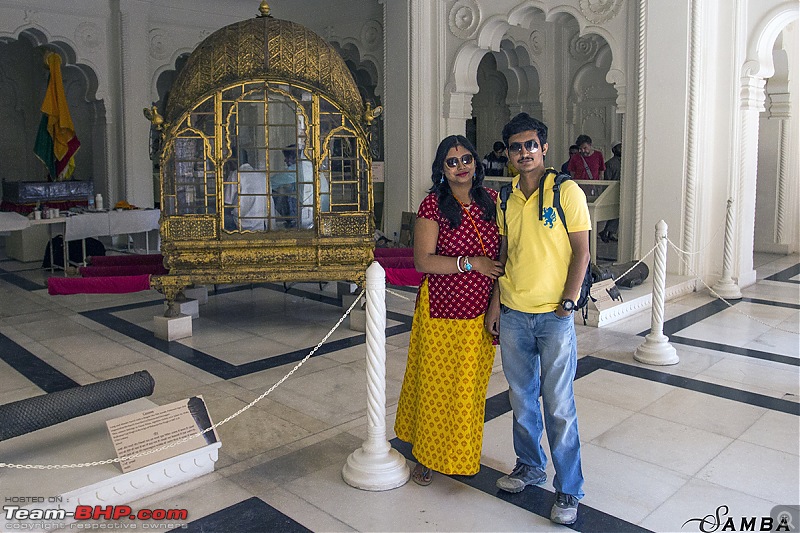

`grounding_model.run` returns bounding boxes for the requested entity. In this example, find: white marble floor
[0,248,797,532]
